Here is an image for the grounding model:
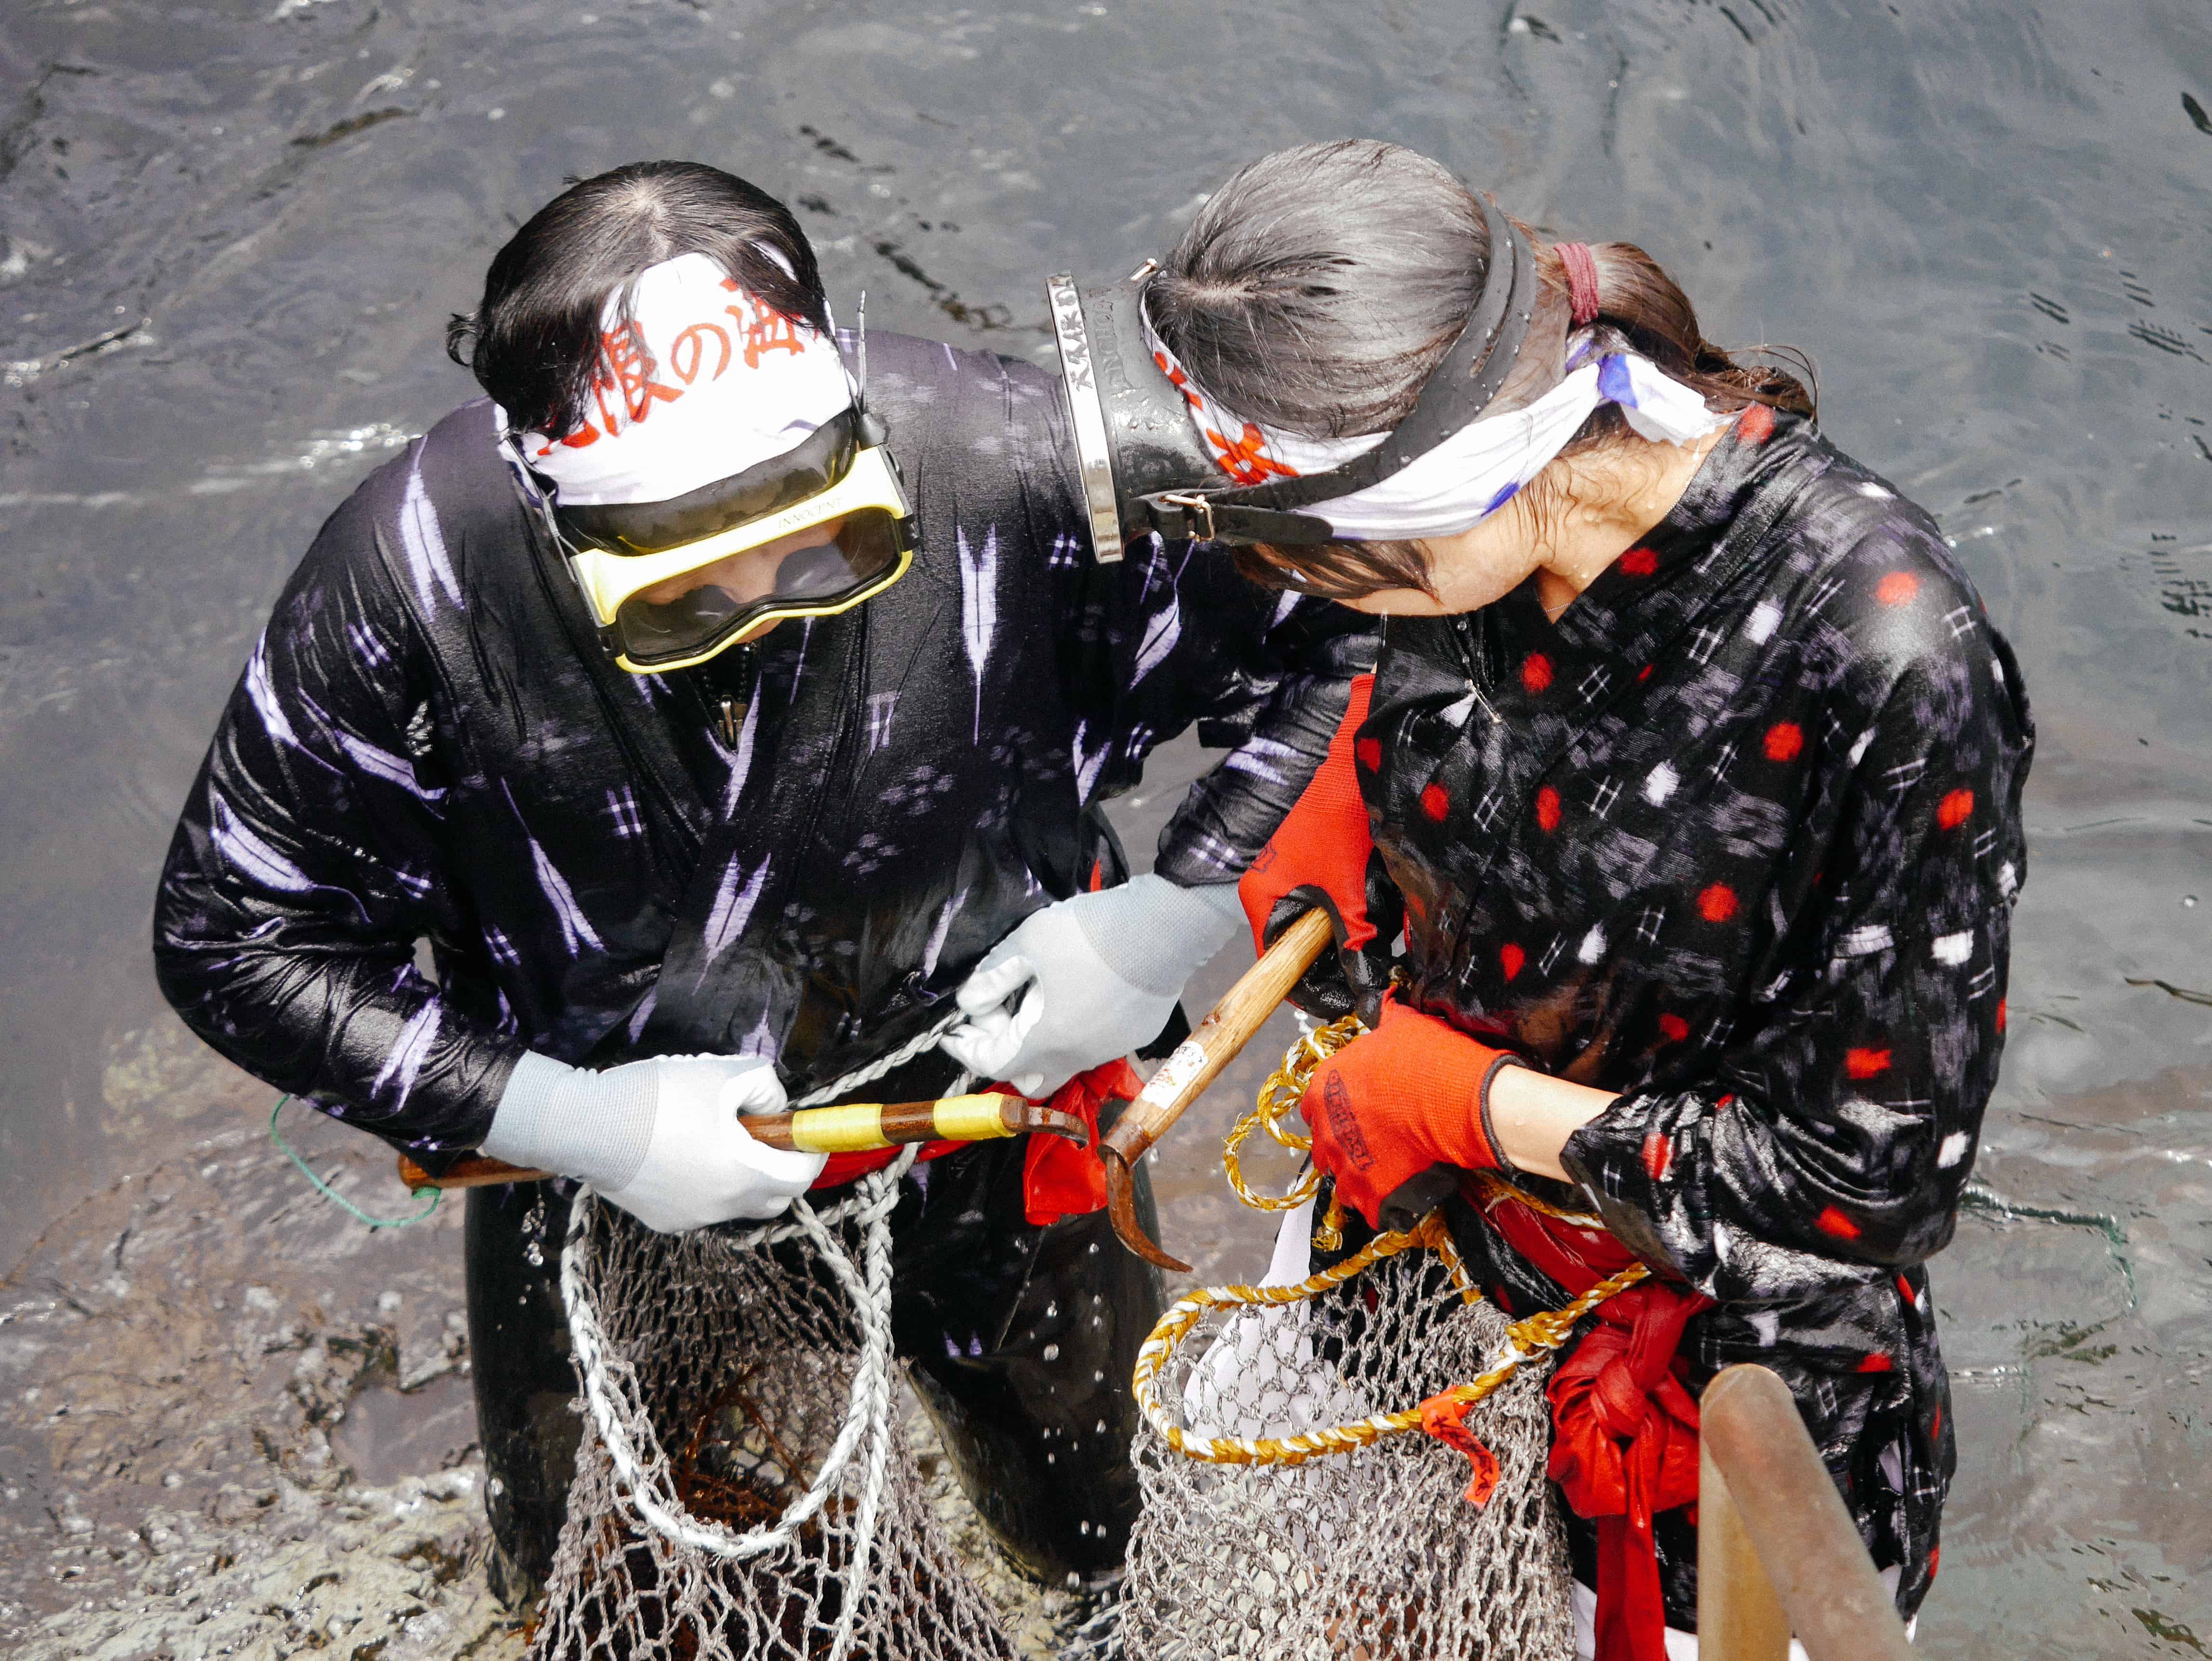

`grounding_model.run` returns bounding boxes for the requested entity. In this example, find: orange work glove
[1298,995,1525,1227]
[1239,674,1377,956]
